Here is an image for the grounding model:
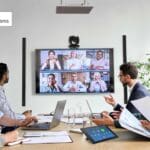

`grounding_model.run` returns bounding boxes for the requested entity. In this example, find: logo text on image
[0,12,12,26]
